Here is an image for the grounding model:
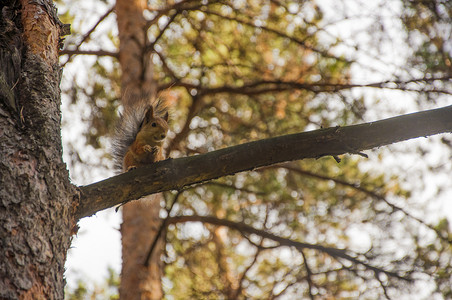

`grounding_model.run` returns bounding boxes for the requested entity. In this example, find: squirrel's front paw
[143,145,153,152]
[127,165,137,172]
[144,145,159,154]
[151,146,159,154]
